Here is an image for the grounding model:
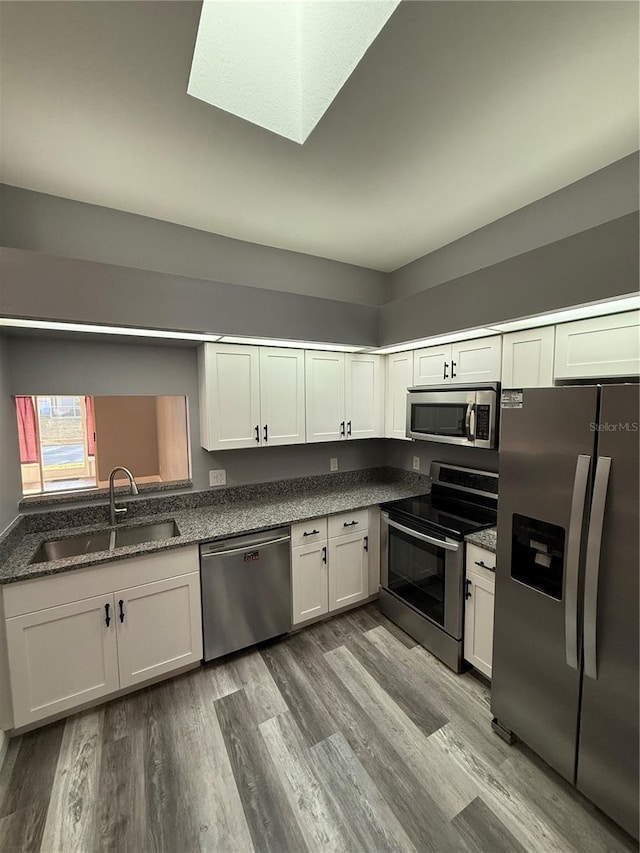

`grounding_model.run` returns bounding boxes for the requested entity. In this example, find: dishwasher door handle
[201,535,291,559]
